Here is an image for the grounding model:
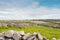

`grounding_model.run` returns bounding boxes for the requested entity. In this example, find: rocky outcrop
[0,22,36,27]
[0,30,48,40]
